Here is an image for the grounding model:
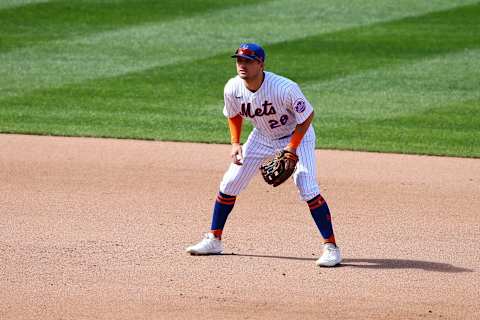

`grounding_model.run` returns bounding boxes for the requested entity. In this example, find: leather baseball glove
[260,150,298,187]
